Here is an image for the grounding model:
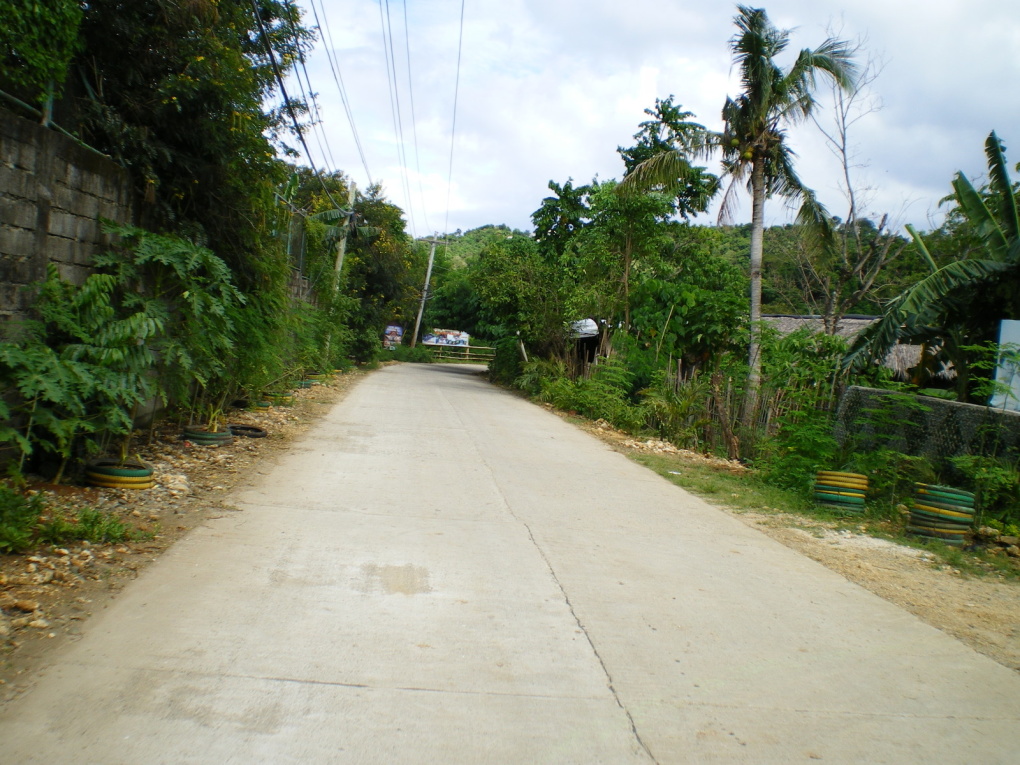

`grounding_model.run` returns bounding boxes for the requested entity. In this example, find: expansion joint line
[446,394,658,763]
